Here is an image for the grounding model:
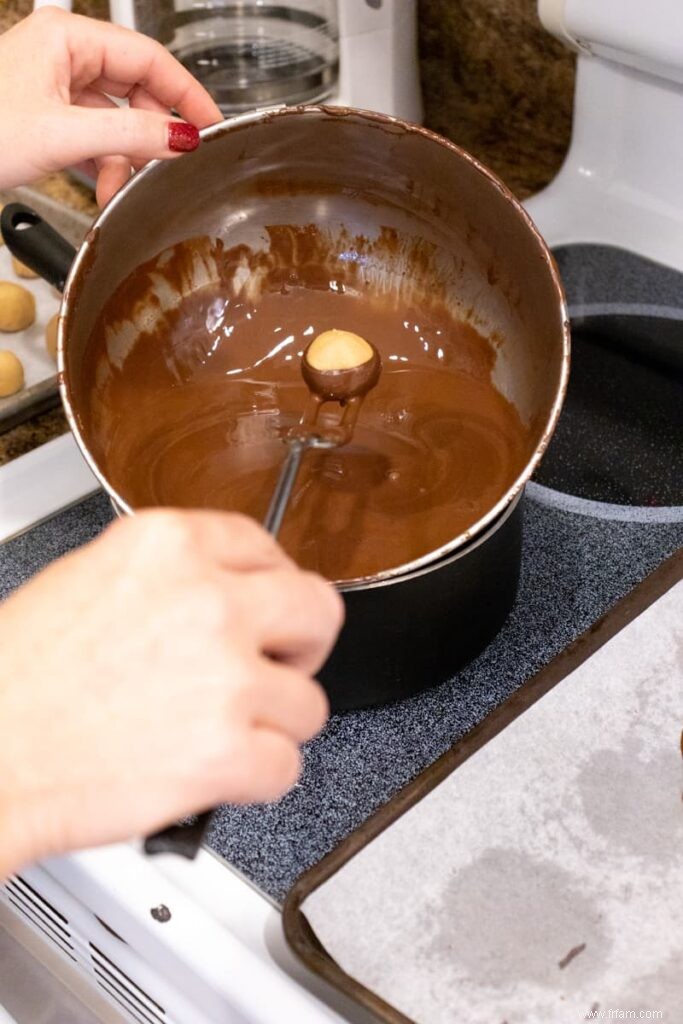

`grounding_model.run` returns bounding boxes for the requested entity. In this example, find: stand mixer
[530,0,683,275]
[527,0,683,451]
